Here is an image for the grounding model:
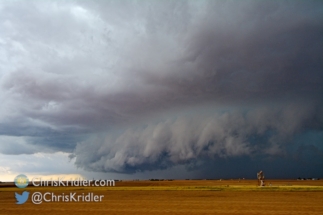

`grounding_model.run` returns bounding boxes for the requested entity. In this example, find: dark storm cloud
[72,102,322,173]
[0,0,322,175]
